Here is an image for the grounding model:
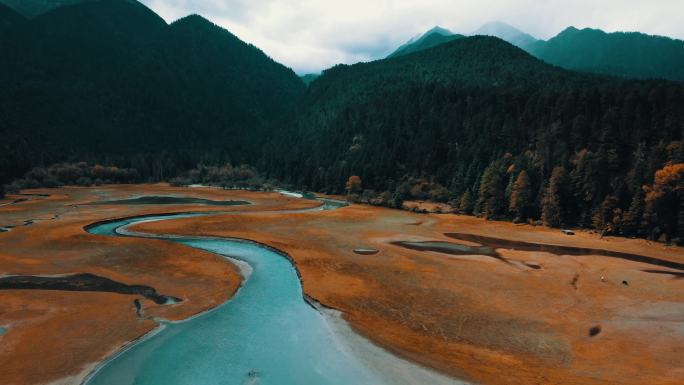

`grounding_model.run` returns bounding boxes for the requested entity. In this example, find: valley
[0,1,682,384]
[0,185,682,384]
